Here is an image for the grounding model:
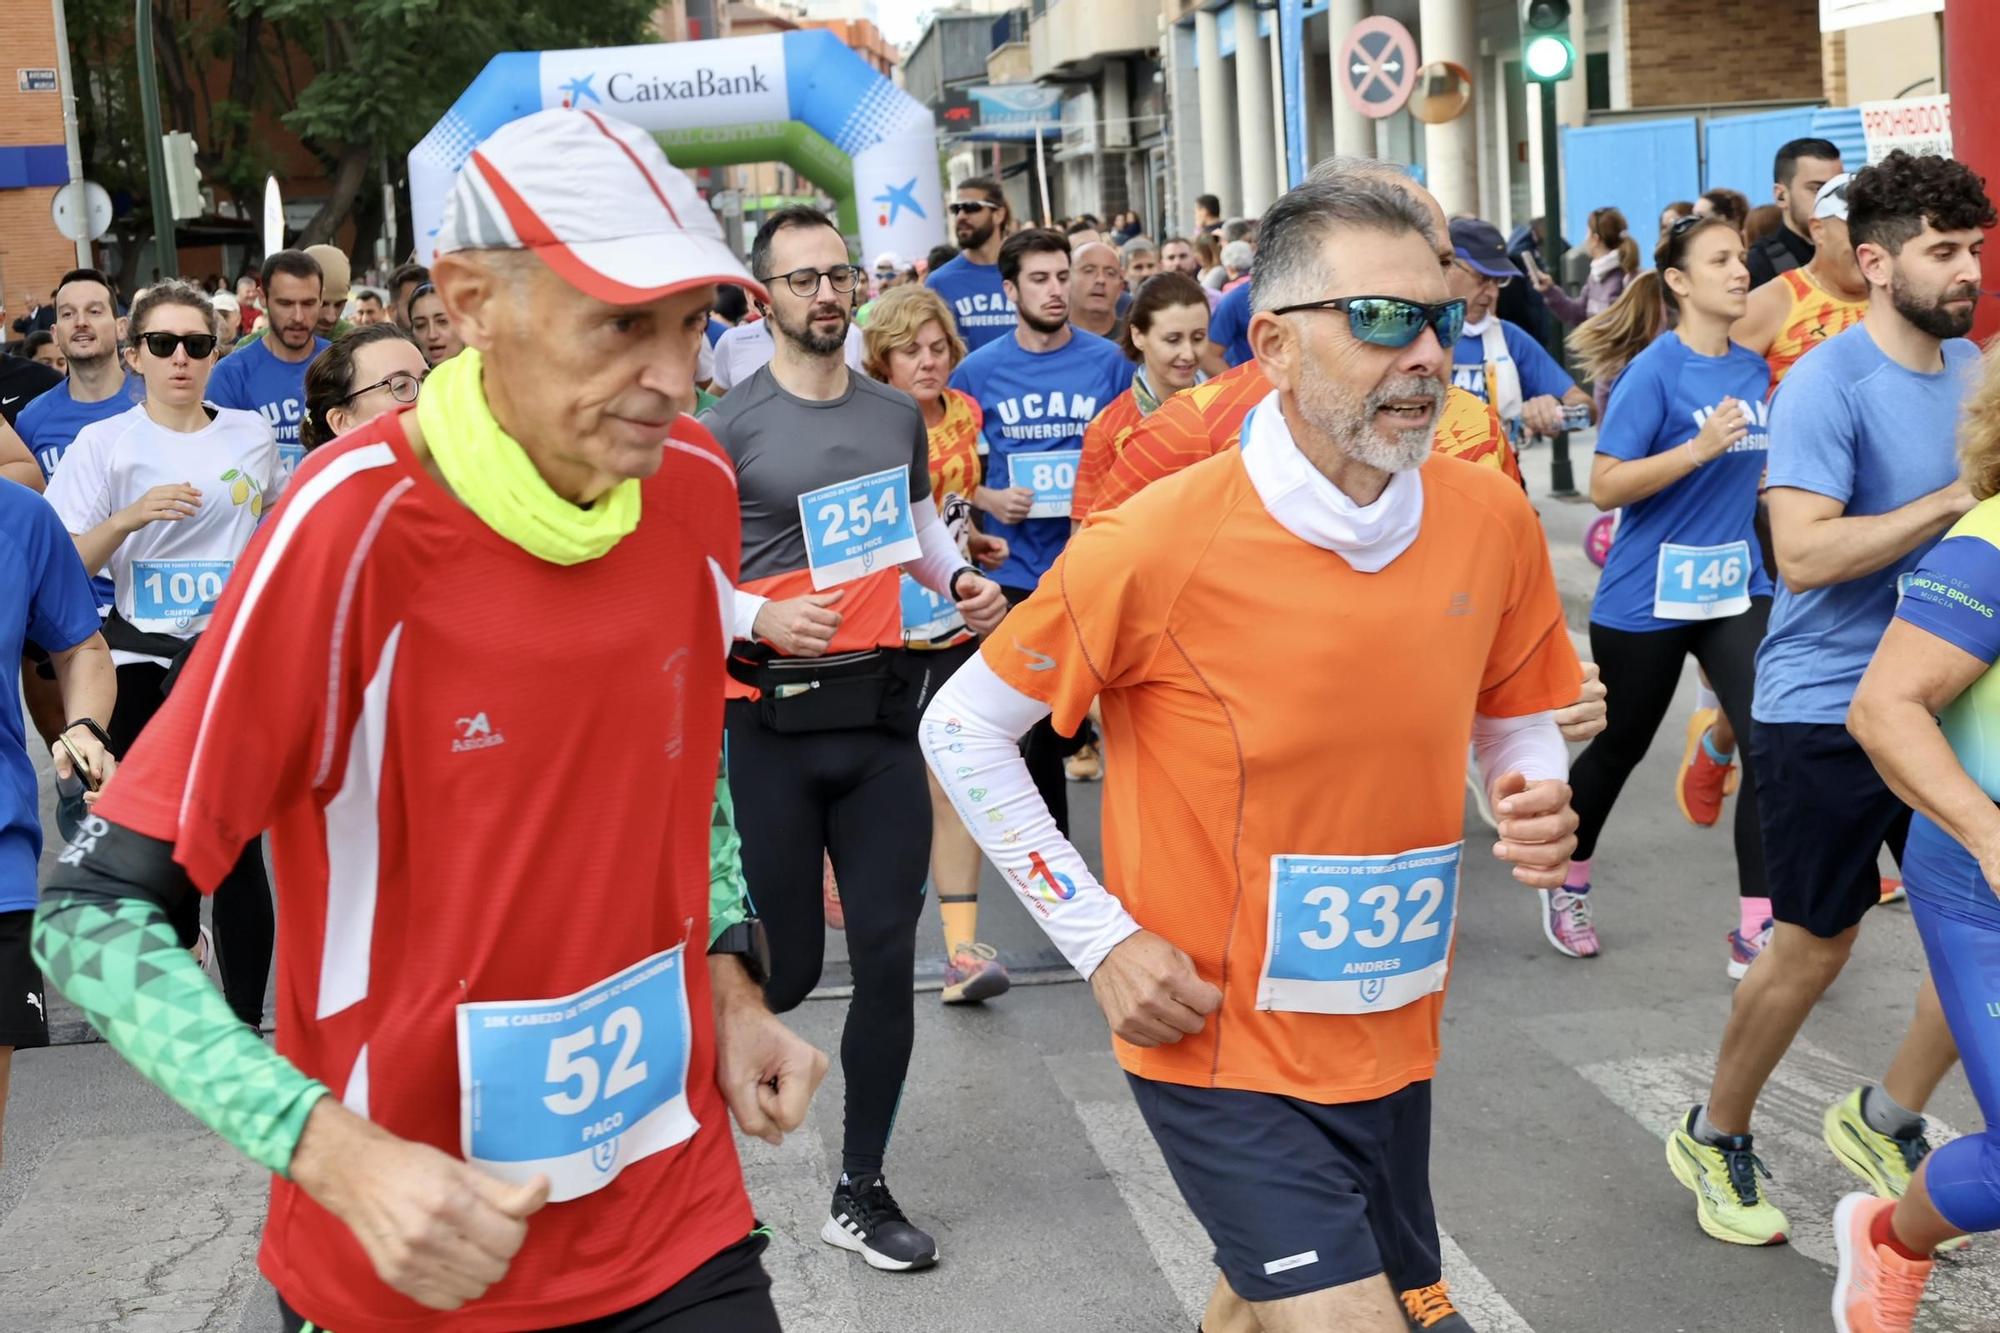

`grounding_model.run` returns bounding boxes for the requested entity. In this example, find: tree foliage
[66,0,659,280]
